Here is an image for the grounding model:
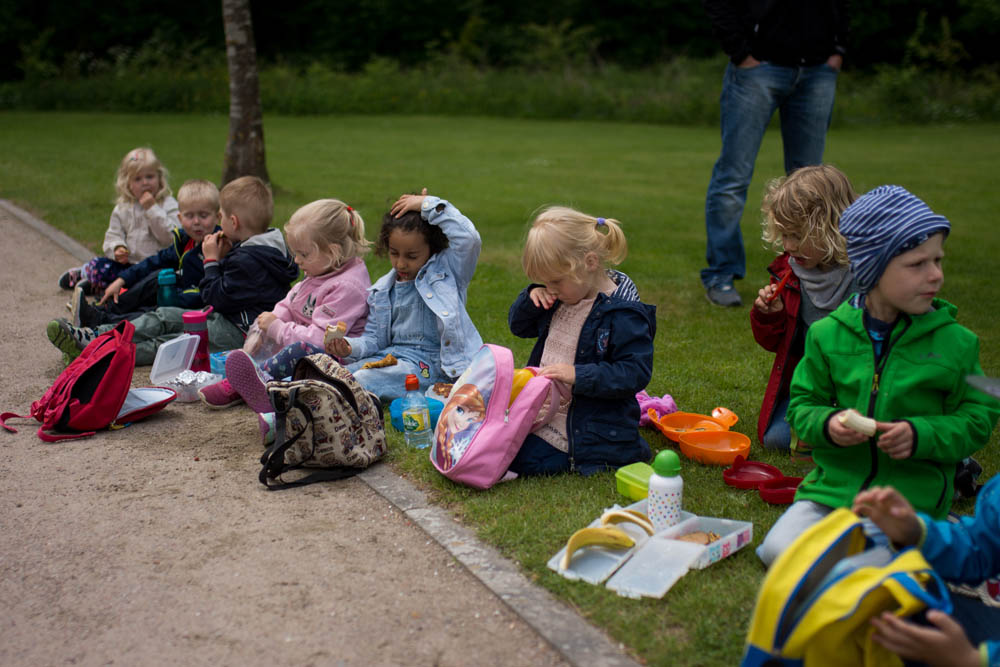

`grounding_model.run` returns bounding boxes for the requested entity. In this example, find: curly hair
[114,147,171,206]
[761,164,857,268]
[374,209,448,258]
